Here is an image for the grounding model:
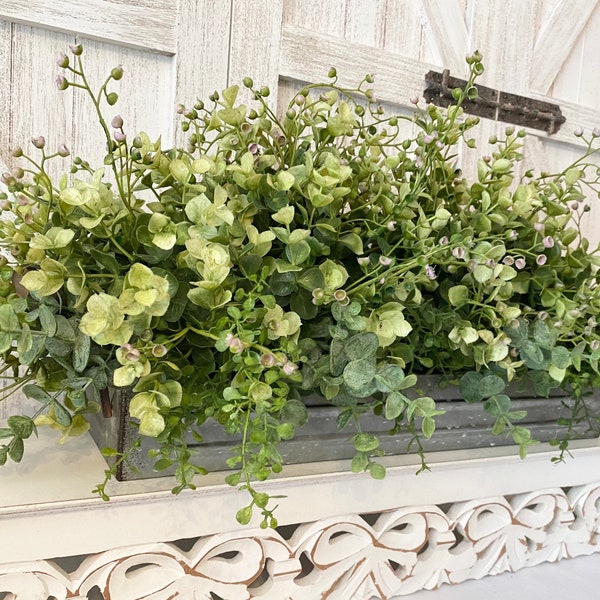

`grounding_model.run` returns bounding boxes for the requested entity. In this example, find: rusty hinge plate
[424,70,565,135]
